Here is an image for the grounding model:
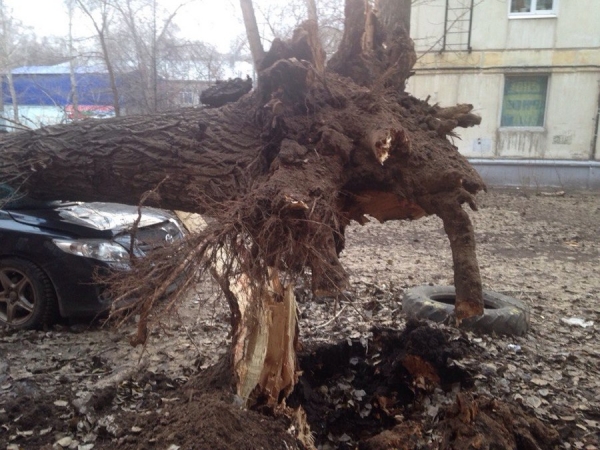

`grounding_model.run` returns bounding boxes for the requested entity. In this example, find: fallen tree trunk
[0,0,486,412]
[0,104,262,212]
